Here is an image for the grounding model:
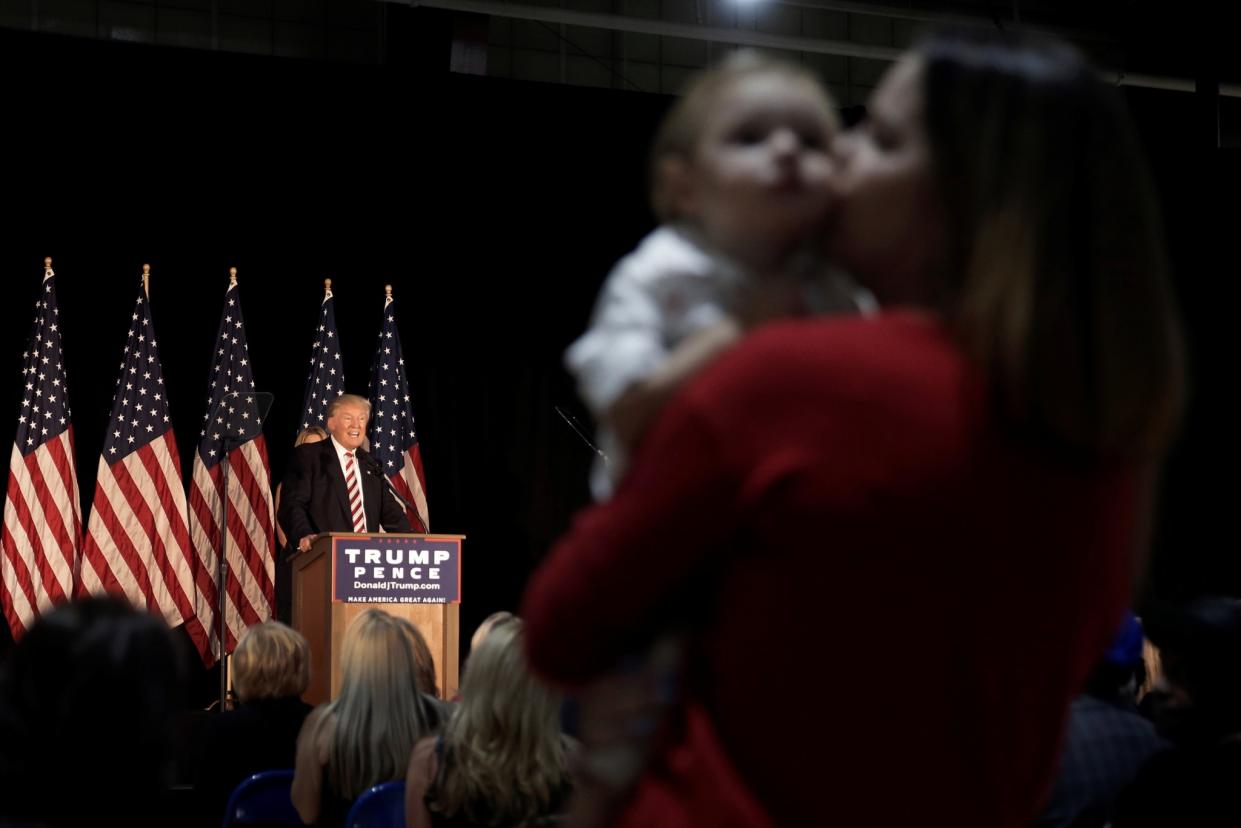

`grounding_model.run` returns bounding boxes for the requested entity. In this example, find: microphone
[355,448,384,475]
[554,405,609,463]
[356,448,422,527]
